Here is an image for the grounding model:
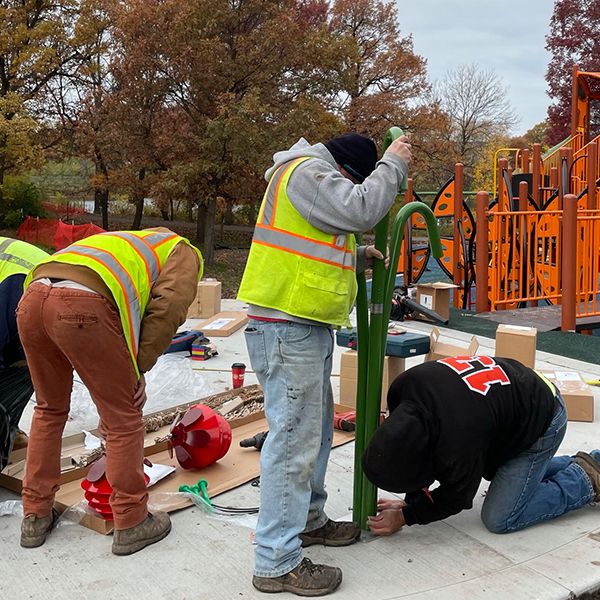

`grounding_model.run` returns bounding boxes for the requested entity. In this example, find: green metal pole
[352,126,444,529]
[358,213,389,525]
[352,234,369,523]
[354,127,402,528]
